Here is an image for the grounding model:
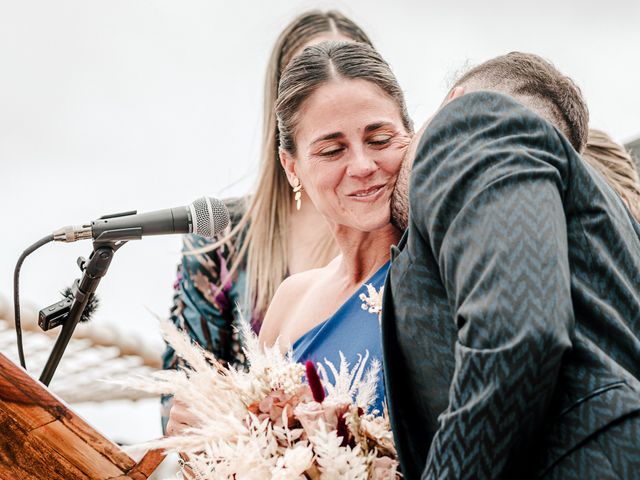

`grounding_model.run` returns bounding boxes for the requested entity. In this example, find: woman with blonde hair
[259,40,414,414]
[161,10,374,431]
[583,128,640,222]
